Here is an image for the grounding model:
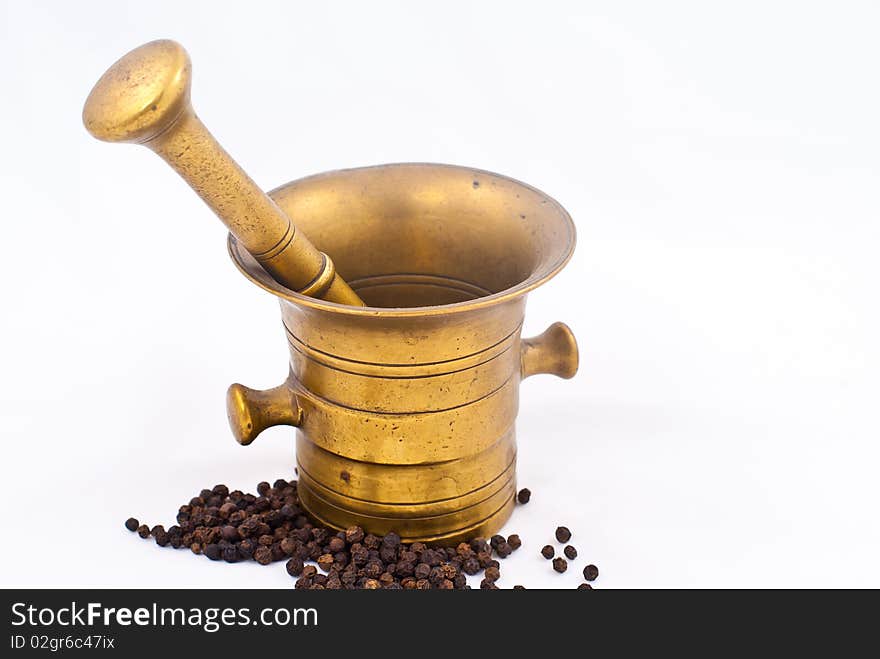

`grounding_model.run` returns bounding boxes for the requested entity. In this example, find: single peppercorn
[552,557,568,573]
[238,540,255,560]
[345,525,365,544]
[564,545,577,560]
[555,526,571,543]
[507,534,522,550]
[470,538,489,554]
[317,554,334,572]
[513,585,526,590]
[517,488,531,504]
[125,518,139,532]
[137,524,151,539]
[583,564,599,581]
[484,565,501,582]
[577,583,593,590]
[204,544,222,561]
[541,545,555,559]
[253,546,272,565]
[462,557,480,575]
